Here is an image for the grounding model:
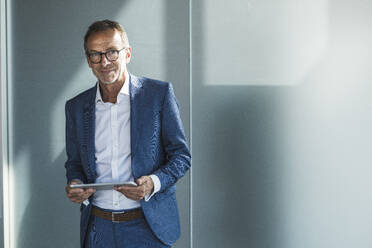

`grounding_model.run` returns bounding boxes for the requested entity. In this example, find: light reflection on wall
[9,148,31,248]
[201,0,328,85]
[279,1,372,246]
